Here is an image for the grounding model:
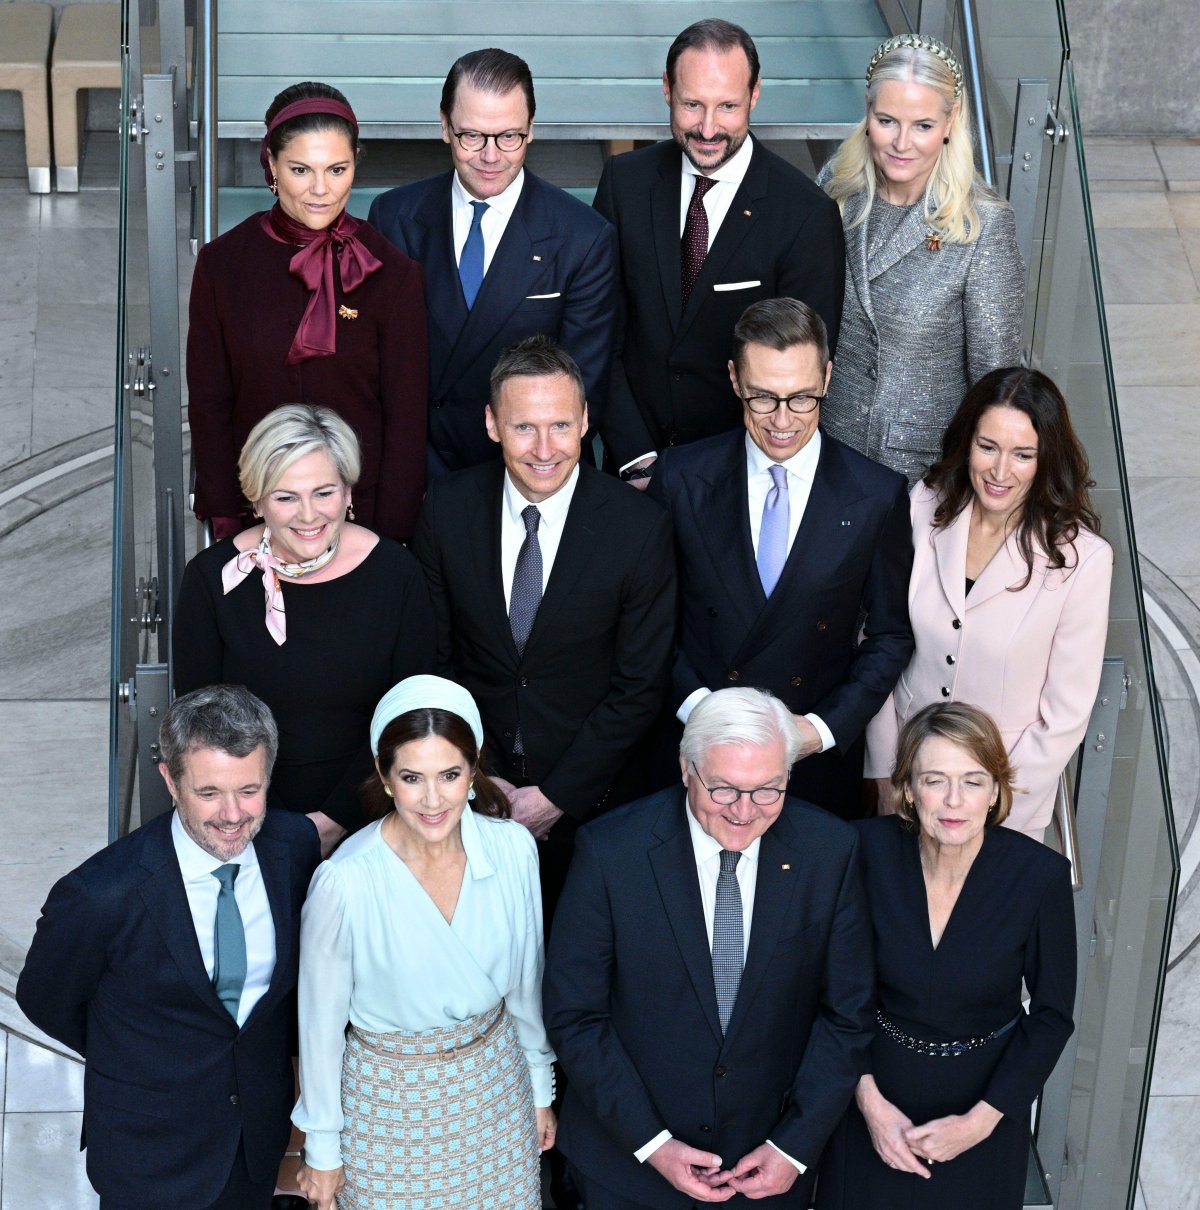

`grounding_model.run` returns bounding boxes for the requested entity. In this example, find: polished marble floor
[0,130,1198,1207]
